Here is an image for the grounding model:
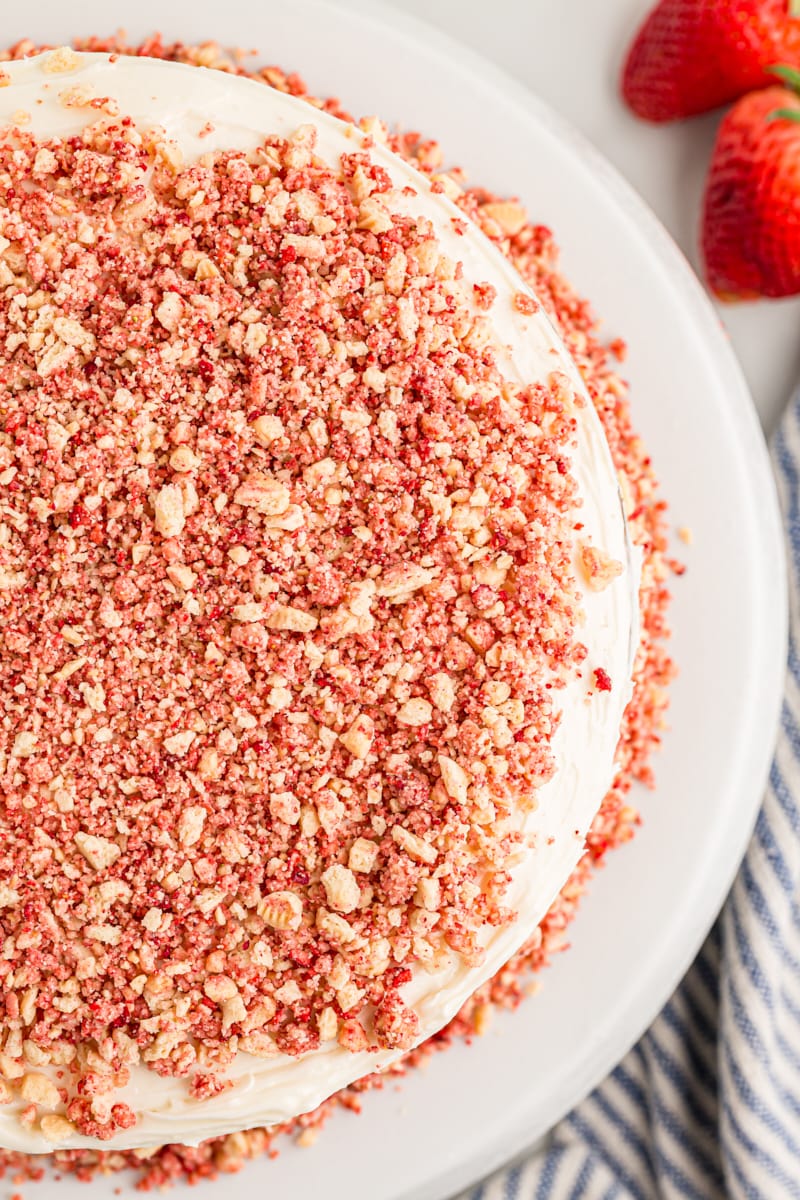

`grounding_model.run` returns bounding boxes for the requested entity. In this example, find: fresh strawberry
[702,70,800,298]
[623,0,800,122]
